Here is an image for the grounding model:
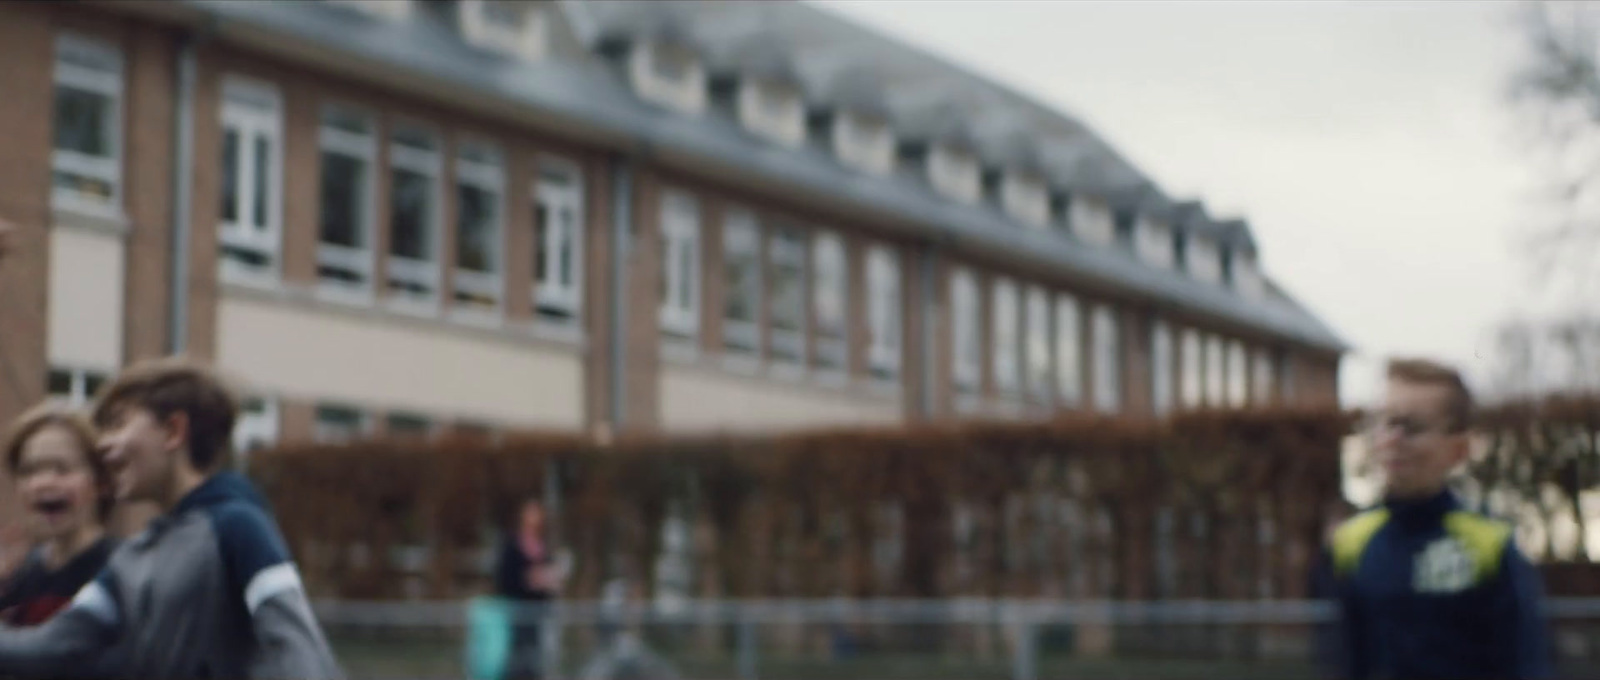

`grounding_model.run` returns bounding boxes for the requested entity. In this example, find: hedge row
[250,409,1352,601]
